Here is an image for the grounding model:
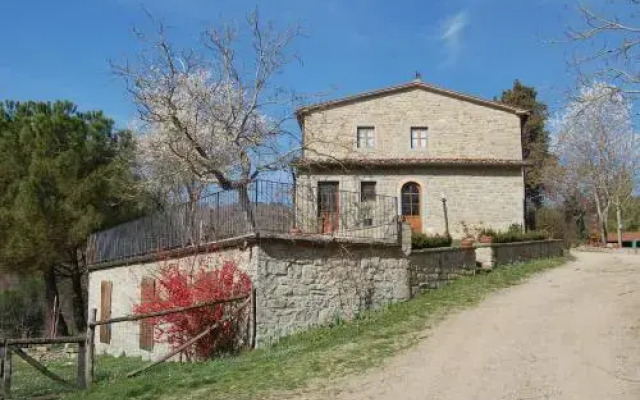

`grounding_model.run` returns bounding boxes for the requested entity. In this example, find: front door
[401,182,422,233]
[318,182,340,233]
